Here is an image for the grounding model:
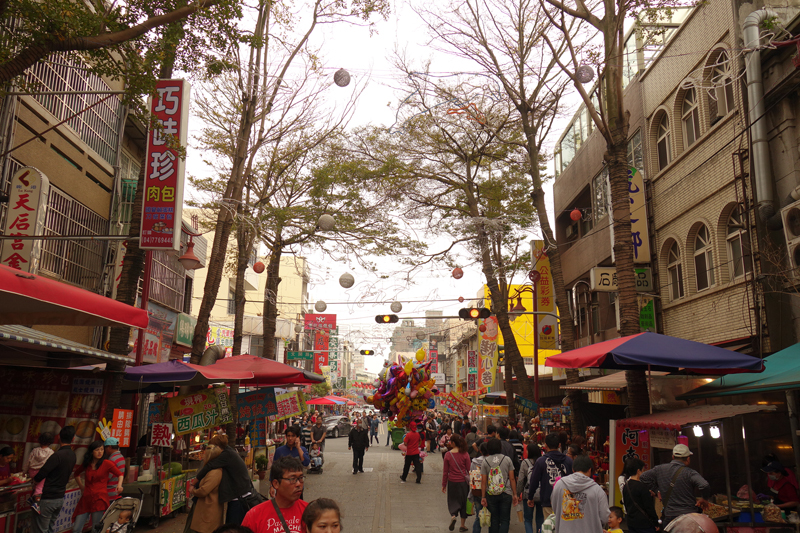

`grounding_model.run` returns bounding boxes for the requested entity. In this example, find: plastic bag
[763,503,785,523]
[466,499,474,516]
[479,507,492,527]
